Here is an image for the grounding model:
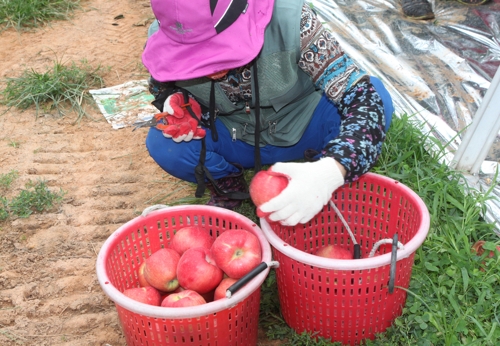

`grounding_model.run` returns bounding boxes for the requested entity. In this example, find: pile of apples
[122,226,262,308]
